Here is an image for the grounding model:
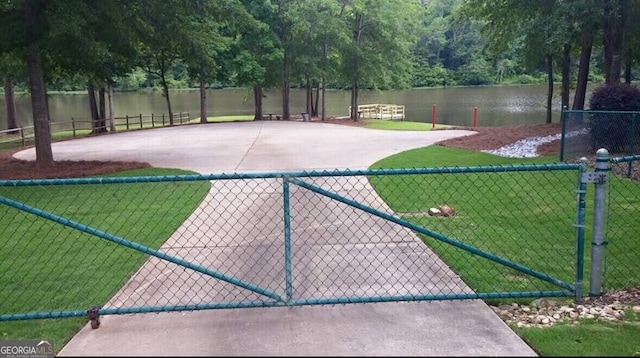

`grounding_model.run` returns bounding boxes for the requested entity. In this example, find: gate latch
[581,172,608,184]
